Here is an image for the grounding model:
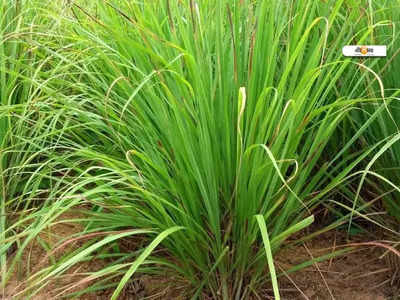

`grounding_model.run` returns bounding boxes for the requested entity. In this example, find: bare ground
[2,214,399,300]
